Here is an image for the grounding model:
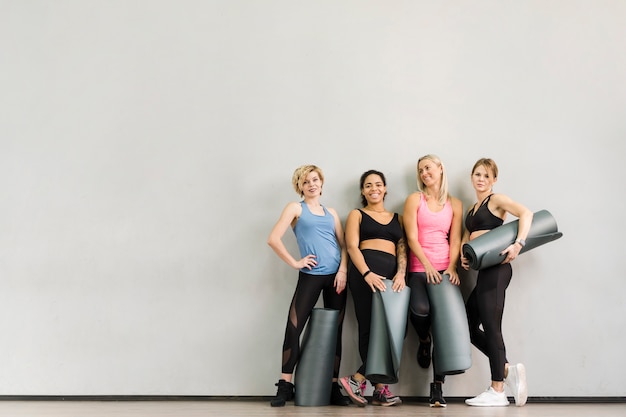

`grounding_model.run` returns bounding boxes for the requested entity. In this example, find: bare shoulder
[281,201,303,218]
[406,191,422,201]
[405,191,422,206]
[346,208,363,220]
[449,196,463,208]
[326,206,342,219]
[286,200,303,211]
[489,193,514,208]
